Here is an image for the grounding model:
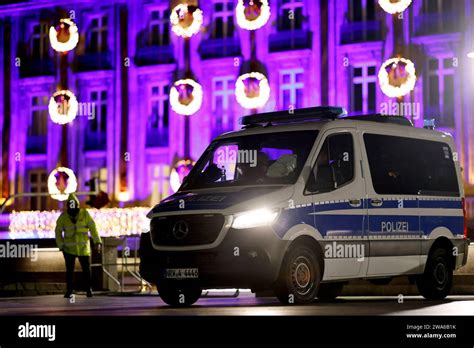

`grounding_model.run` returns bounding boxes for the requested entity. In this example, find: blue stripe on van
[420,215,464,236]
[418,200,462,209]
[274,199,463,238]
